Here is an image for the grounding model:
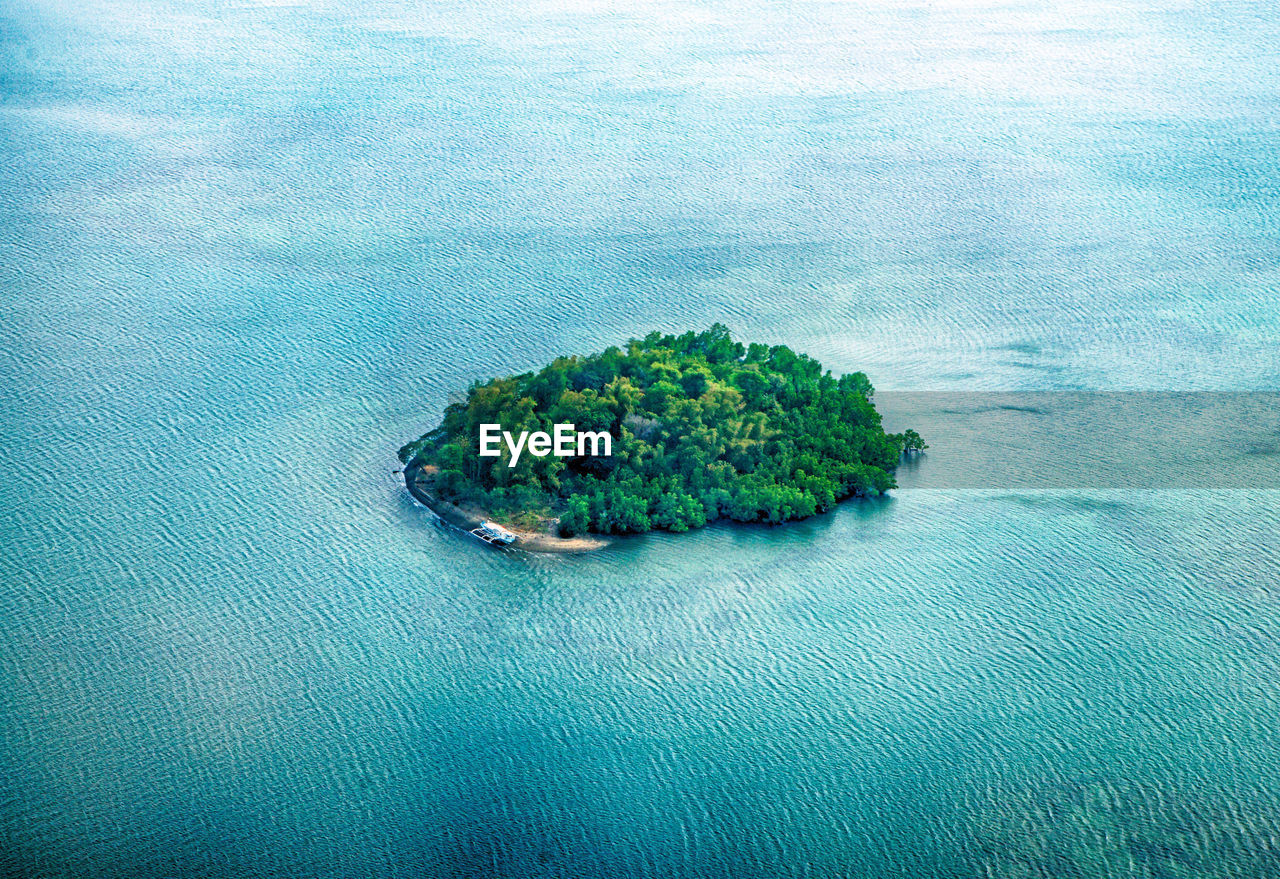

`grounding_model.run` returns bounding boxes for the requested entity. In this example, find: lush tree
[900,428,929,454]
[558,495,591,537]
